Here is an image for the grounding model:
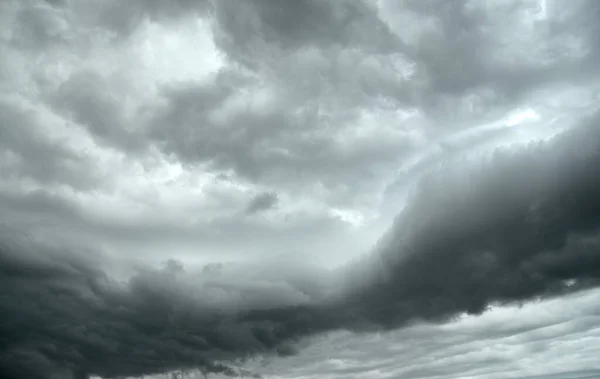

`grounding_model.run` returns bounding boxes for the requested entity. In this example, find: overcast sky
[2,0,600,378]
